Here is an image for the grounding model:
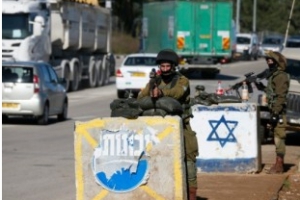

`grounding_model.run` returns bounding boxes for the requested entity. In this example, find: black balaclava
[266,57,278,71]
[159,62,176,83]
